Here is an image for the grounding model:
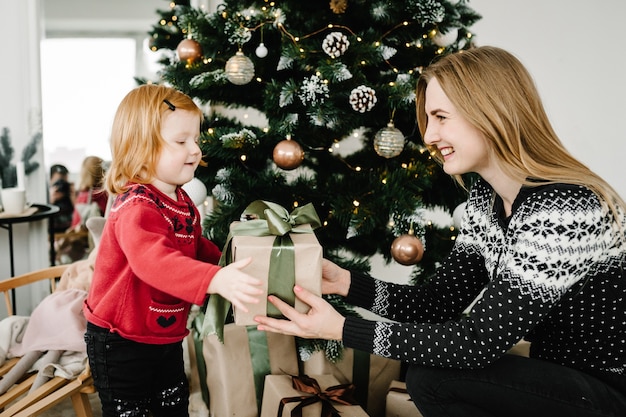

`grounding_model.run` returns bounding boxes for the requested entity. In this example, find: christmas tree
[146,0,480,359]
